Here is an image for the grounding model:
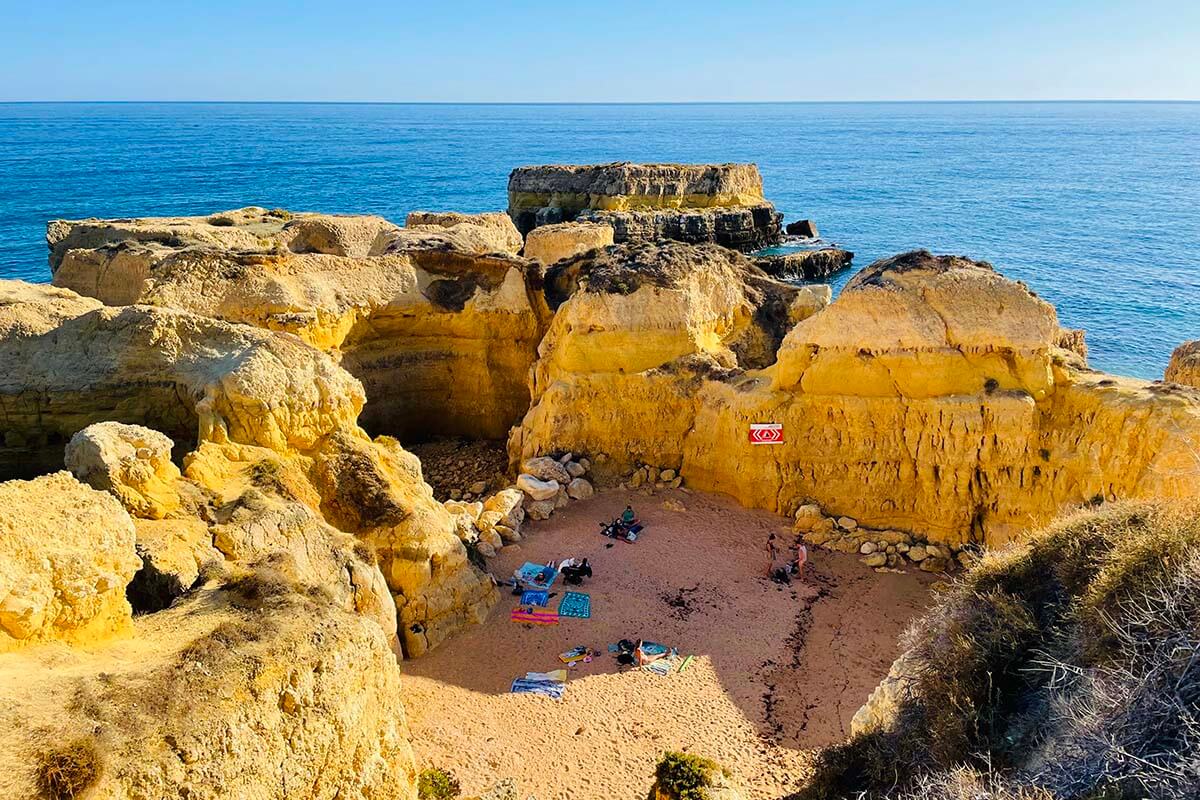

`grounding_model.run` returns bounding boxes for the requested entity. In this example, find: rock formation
[514,250,1200,550]
[1166,339,1200,388]
[0,472,142,652]
[523,221,614,265]
[0,564,418,800]
[65,421,184,520]
[753,248,854,281]
[508,163,783,251]
[405,210,524,256]
[0,281,496,656]
[48,210,549,441]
